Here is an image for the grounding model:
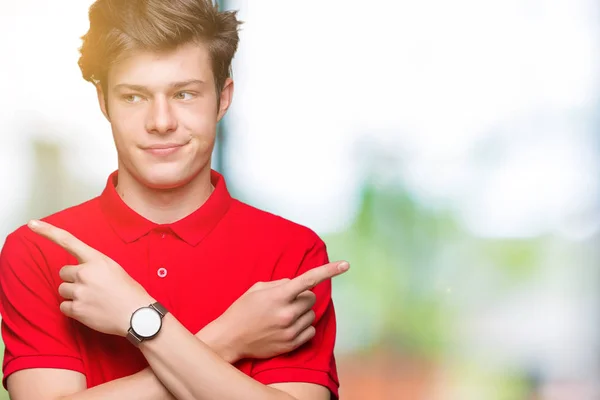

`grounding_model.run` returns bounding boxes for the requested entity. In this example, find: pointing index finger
[28,220,100,263]
[285,261,349,299]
